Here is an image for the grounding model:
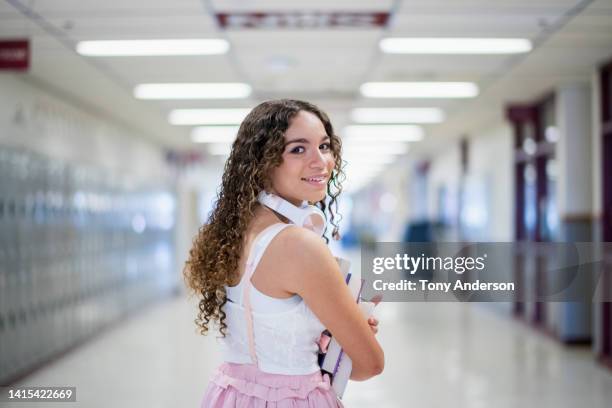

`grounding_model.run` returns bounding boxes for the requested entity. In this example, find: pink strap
[240,223,289,367]
[243,260,258,365]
